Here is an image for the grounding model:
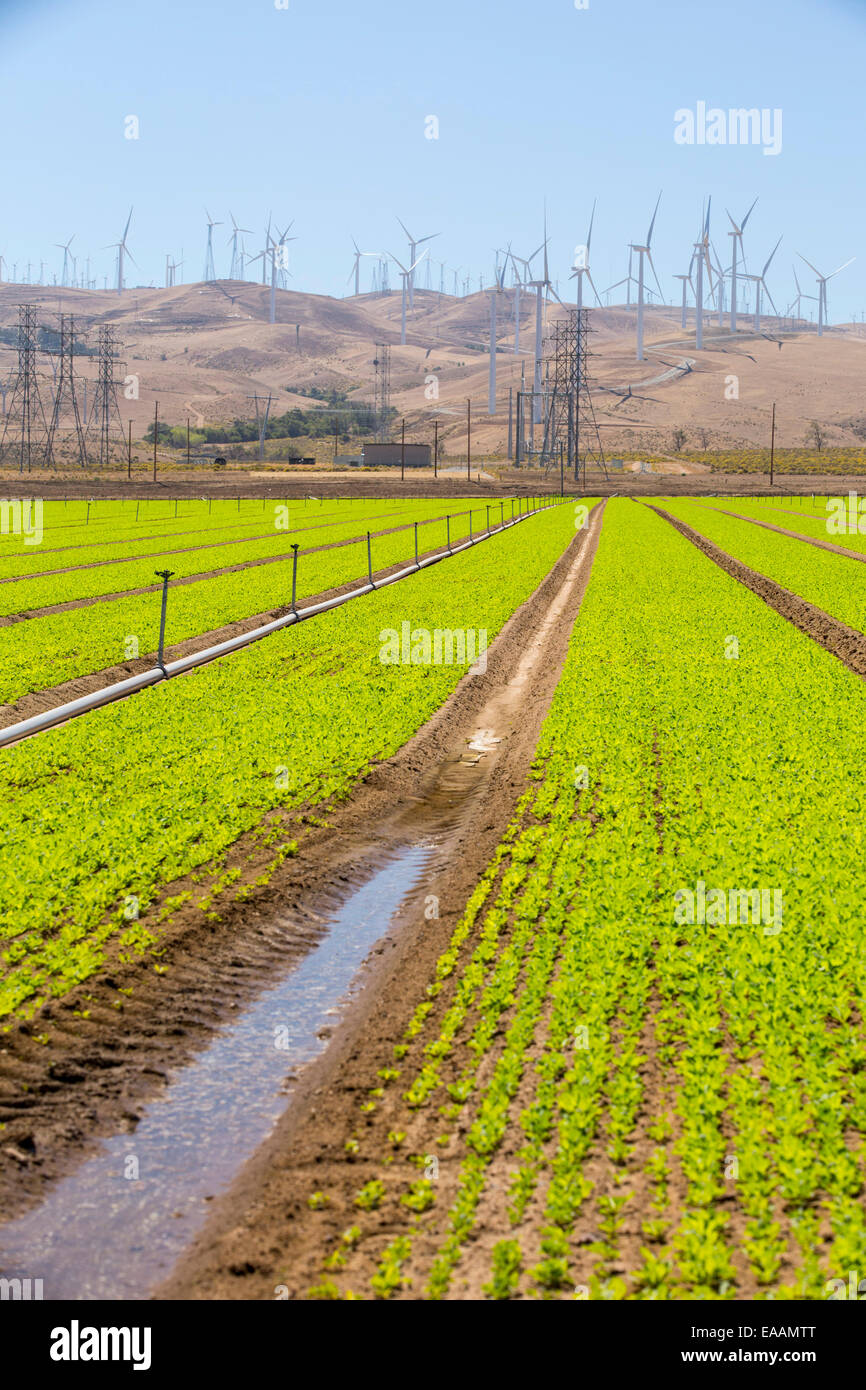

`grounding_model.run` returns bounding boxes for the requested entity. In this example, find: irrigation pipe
[0,498,570,749]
